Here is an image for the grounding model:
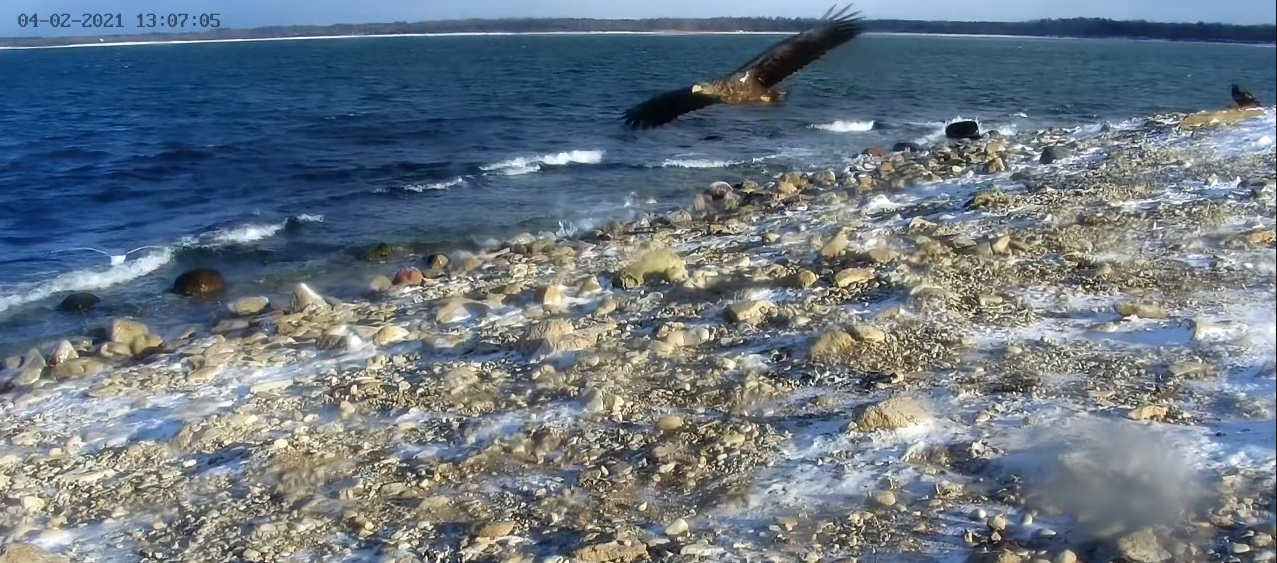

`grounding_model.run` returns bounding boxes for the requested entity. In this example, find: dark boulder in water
[944,120,982,140]
[701,134,723,142]
[425,253,449,271]
[1039,145,1073,164]
[892,141,923,153]
[173,268,226,298]
[365,242,393,261]
[58,292,100,313]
